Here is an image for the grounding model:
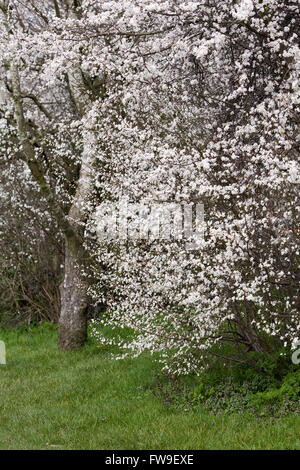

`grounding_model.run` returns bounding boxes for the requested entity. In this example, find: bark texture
[57,23,95,349]
[58,236,88,350]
